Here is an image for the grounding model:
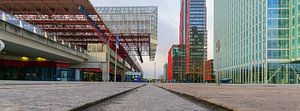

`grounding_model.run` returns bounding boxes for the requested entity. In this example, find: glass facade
[180,0,207,82]
[214,0,300,84]
[168,45,185,82]
[0,60,79,81]
[96,7,158,61]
